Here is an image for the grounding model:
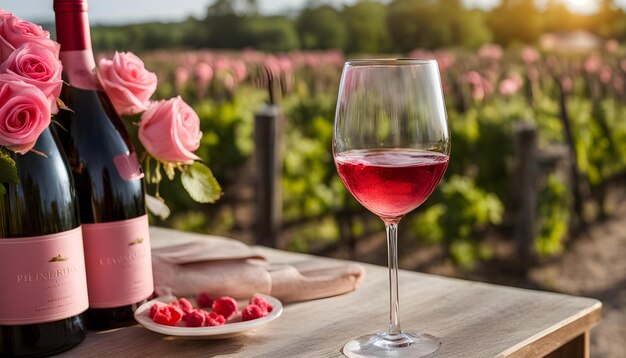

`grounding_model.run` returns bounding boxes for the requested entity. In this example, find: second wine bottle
[53,0,154,330]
